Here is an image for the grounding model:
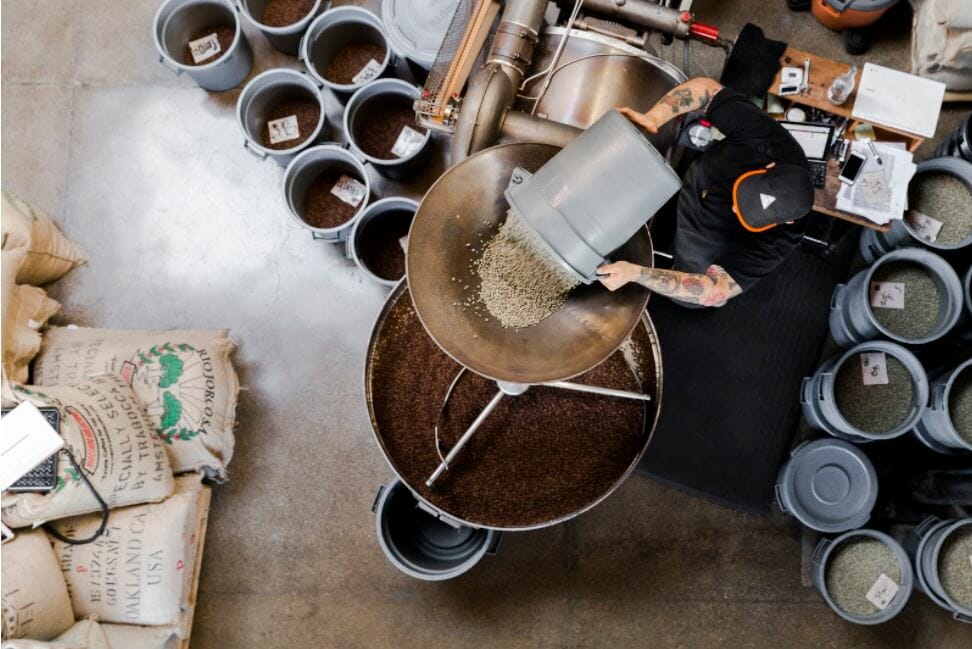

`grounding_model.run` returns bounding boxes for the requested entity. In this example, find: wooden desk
[770,47,926,233]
